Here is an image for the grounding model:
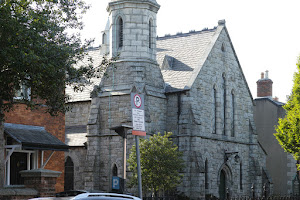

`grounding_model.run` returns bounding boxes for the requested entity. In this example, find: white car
[72,193,141,200]
[28,198,73,200]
